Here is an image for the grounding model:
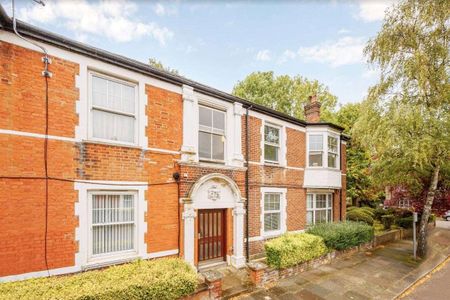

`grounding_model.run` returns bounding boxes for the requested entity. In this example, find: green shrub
[346,209,374,225]
[393,208,413,219]
[381,215,395,230]
[397,216,414,229]
[358,206,375,217]
[374,208,388,221]
[429,214,436,223]
[264,233,327,269]
[307,221,374,251]
[347,206,358,211]
[0,258,198,300]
